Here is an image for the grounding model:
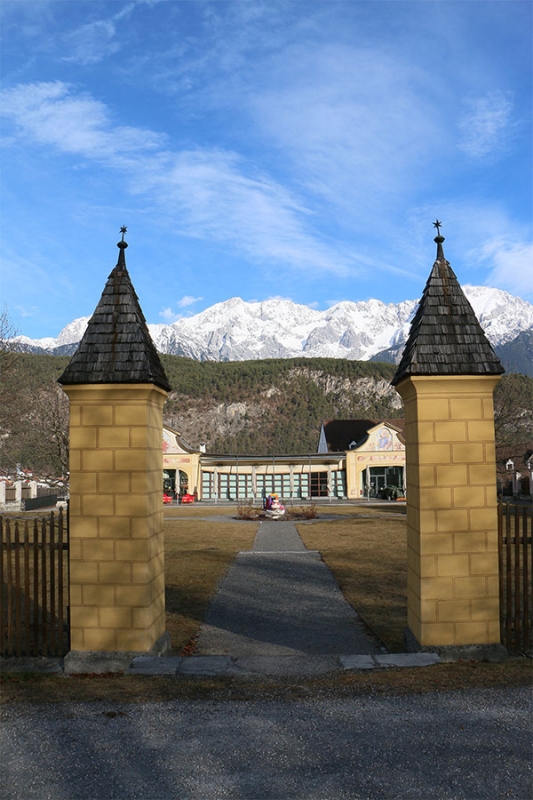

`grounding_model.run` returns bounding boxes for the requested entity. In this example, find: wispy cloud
[0,80,355,278]
[159,307,179,323]
[457,92,515,160]
[159,295,203,322]
[249,44,444,224]
[1,0,530,339]
[61,19,121,65]
[60,1,163,65]
[177,295,203,309]
[483,239,533,299]
[0,81,165,156]
[133,149,354,274]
